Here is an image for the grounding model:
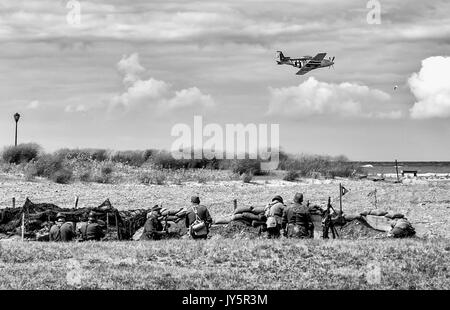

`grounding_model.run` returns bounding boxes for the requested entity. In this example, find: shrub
[33,154,65,178]
[24,162,38,181]
[110,150,147,167]
[241,172,253,183]
[23,153,74,184]
[139,171,166,185]
[94,163,114,184]
[79,169,92,182]
[231,158,261,176]
[196,174,208,184]
[1,143,41,164]
[51,168,73,184]
[55,148,109,162]
[283,170,299,182]
[278,153,359,179]
[149,151,184,169]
